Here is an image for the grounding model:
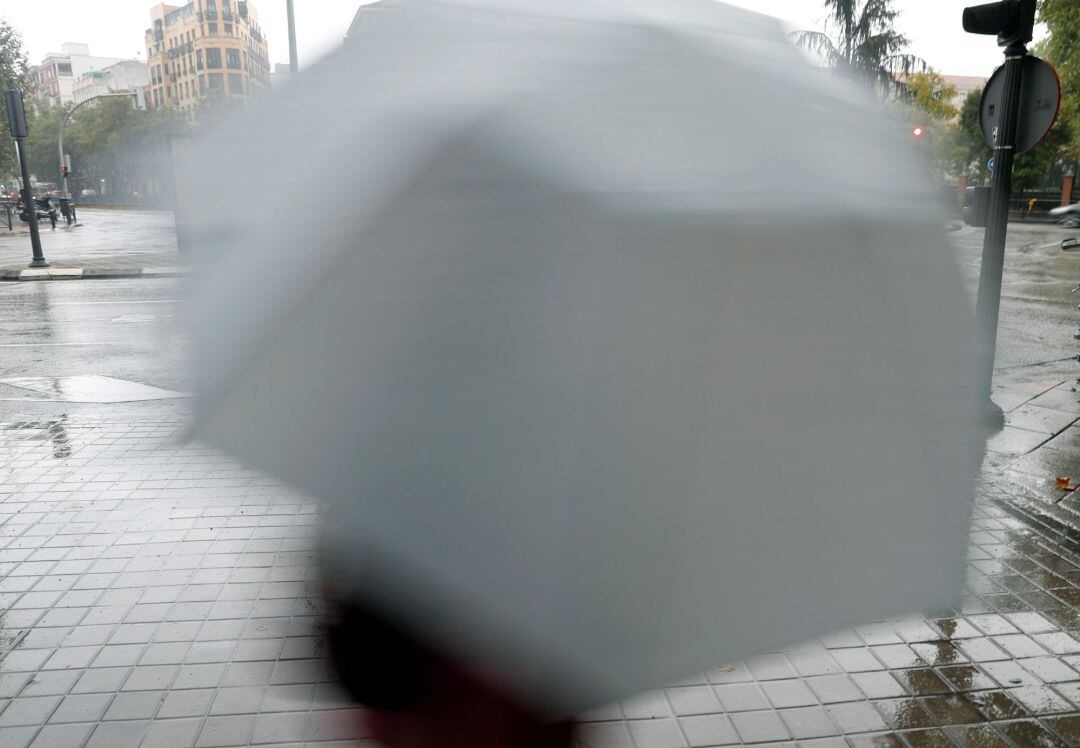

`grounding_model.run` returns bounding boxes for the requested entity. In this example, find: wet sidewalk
[0,407,1078,748]
[0,209,184,278]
